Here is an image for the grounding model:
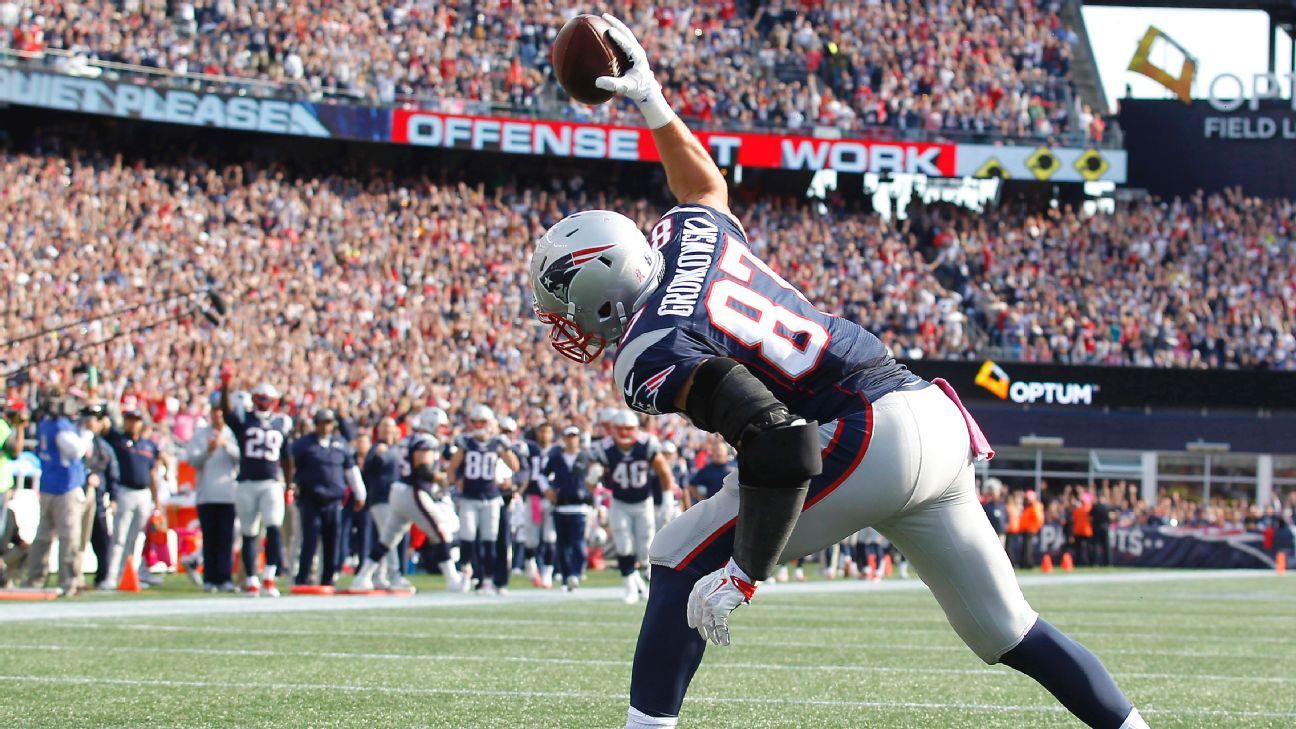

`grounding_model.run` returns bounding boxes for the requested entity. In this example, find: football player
[446,405,519,594]
[220,377,292,597]
[351,408,461,592]
[529,15,1150,729]
[651,441,688,527]
[519,421,557,588]
[591,410,675,604]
